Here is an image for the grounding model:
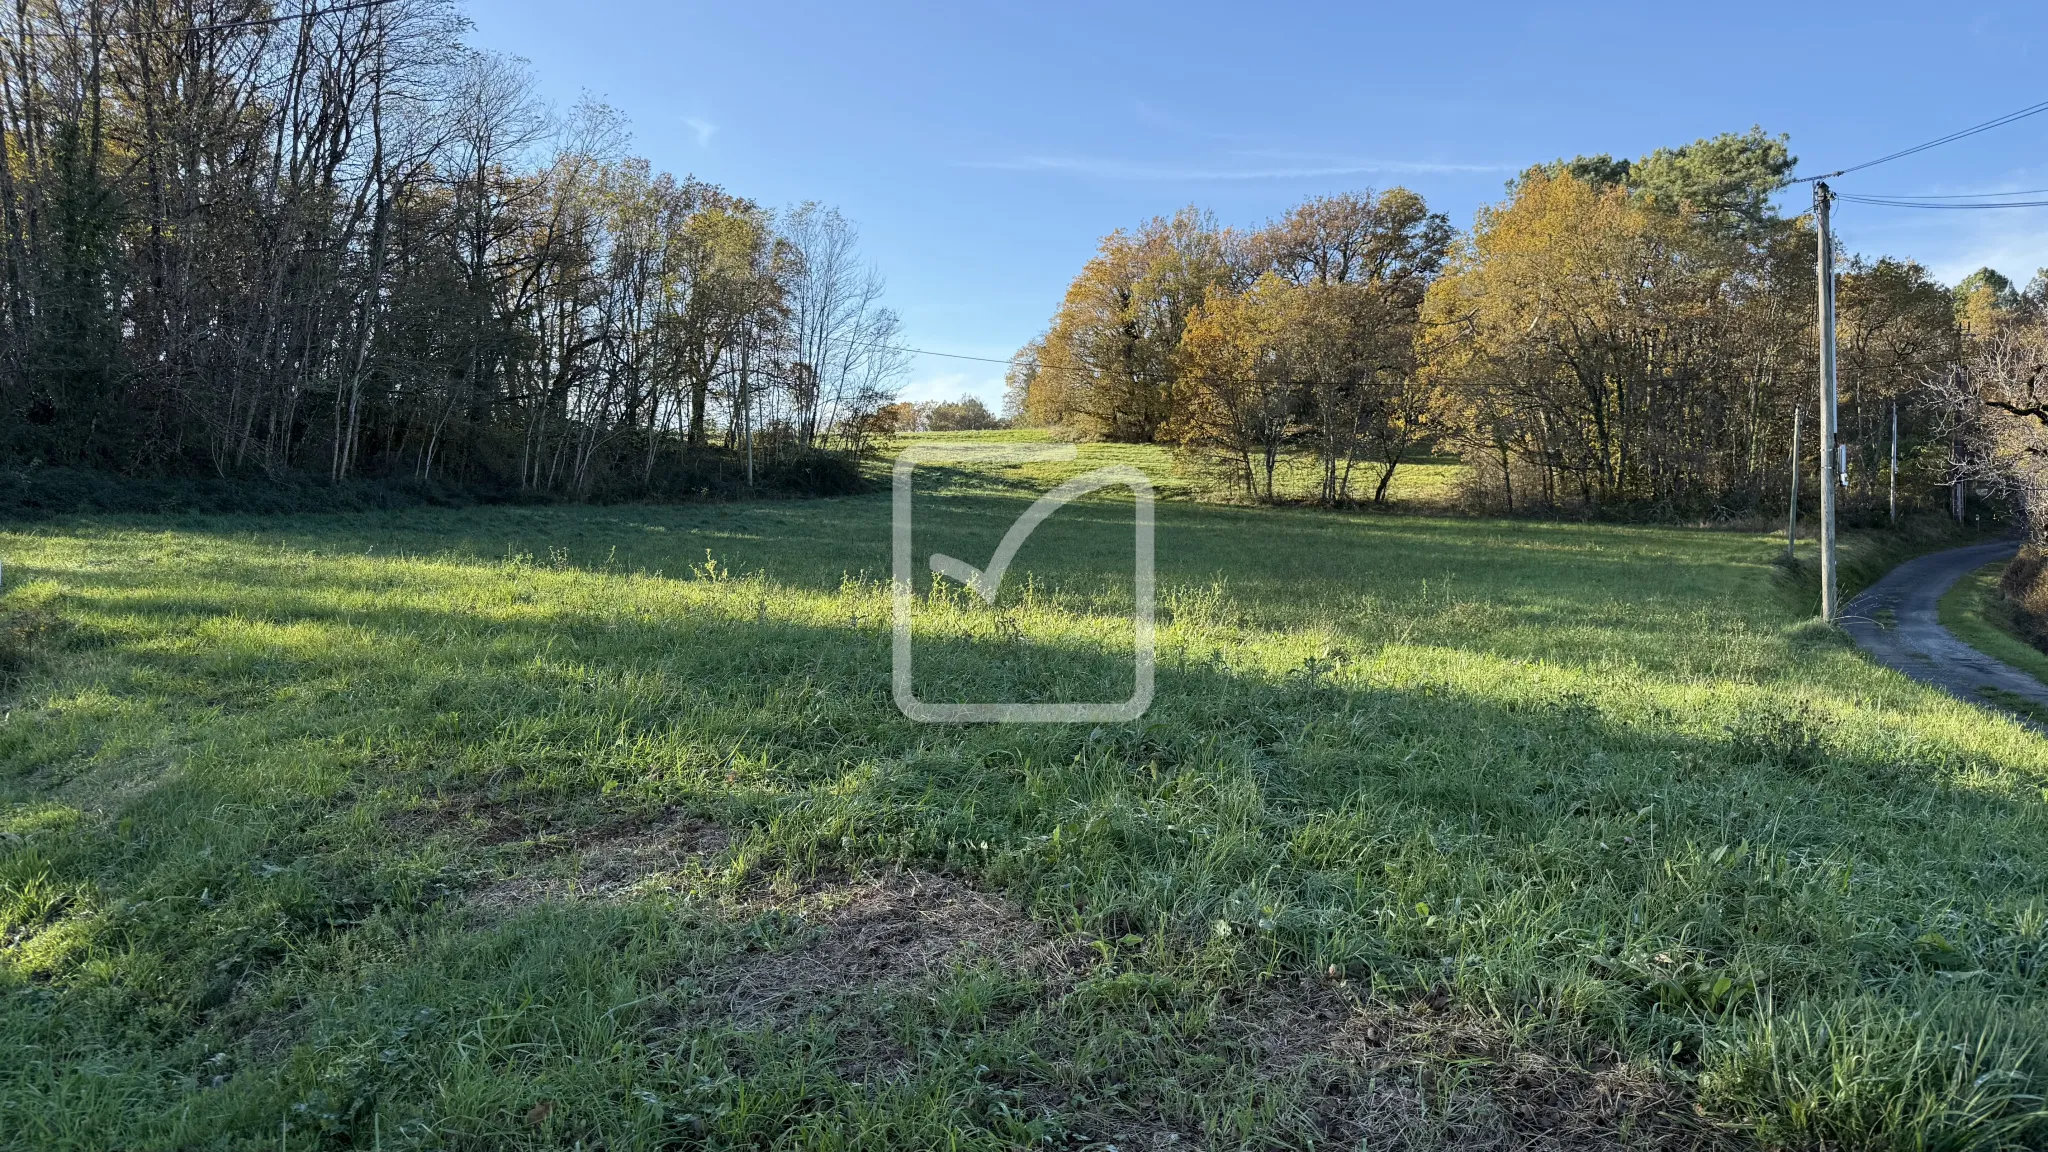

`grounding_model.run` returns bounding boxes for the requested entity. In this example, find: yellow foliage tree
[1422,171,1742,506]
[1170,276,1300,499]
